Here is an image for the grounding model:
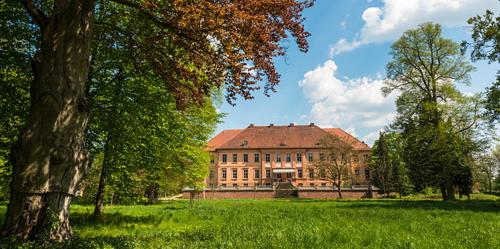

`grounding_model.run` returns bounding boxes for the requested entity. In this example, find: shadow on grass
[70,211,170,229]
[0,235,148,249]
[288,198,500,212]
